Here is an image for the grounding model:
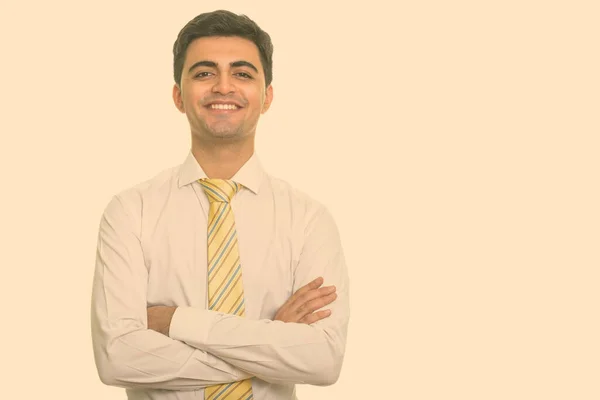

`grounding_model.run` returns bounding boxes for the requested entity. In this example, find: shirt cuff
[169,306,217,350]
